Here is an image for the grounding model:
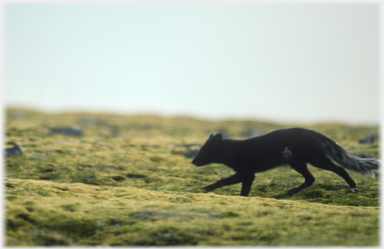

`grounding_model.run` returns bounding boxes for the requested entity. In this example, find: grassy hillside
[4,108,380,246]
